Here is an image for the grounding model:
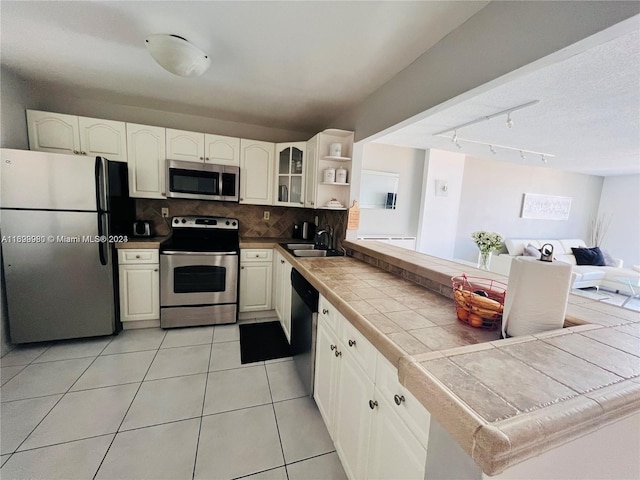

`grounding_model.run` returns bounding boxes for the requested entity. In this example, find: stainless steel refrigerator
[1,148,131,343]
